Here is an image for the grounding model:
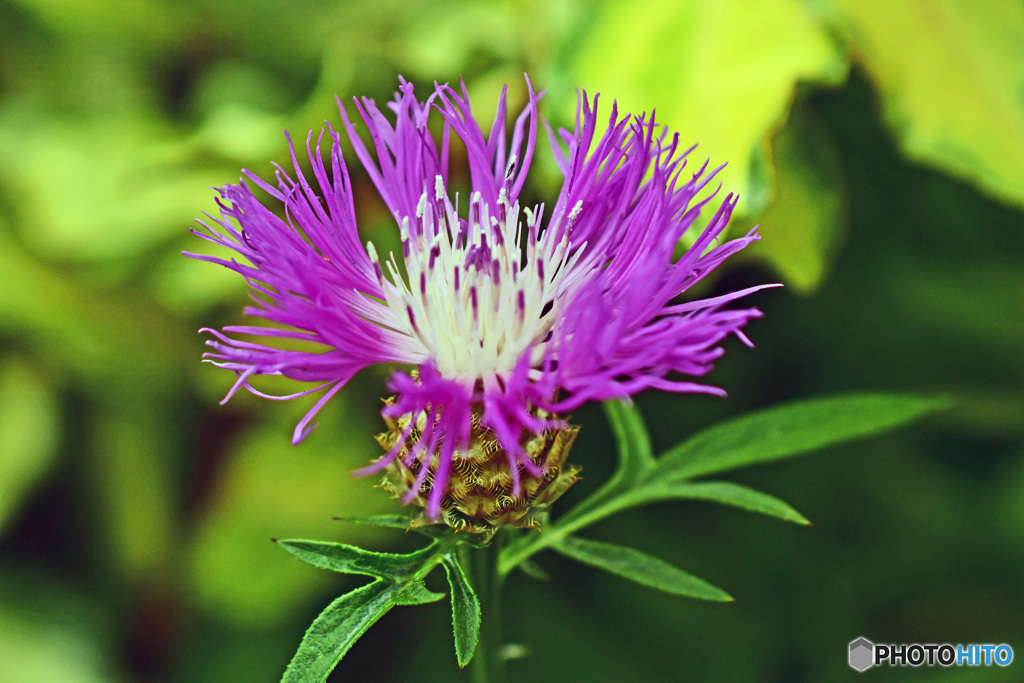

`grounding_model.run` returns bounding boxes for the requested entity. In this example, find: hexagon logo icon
[849,637,875,672]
